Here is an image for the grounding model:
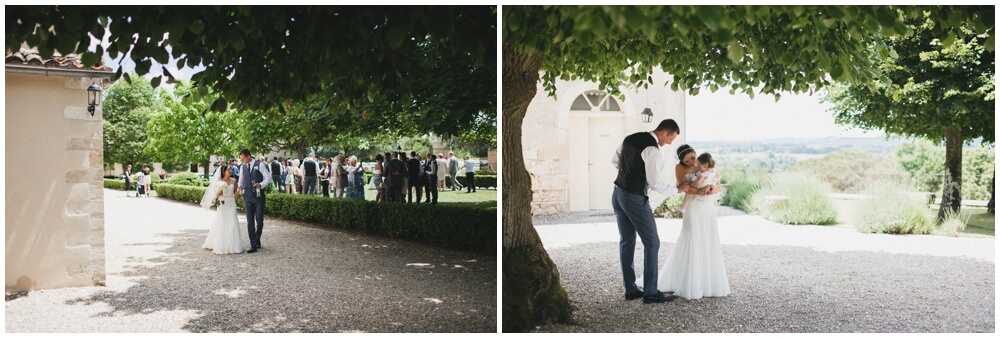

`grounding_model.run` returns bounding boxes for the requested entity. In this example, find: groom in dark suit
[612,119,688,304]
[237,149,271,253]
